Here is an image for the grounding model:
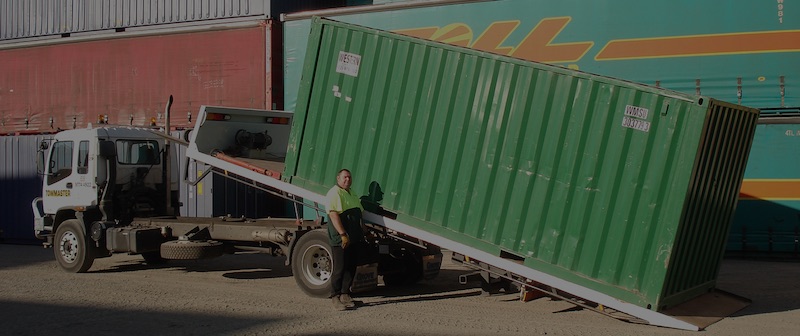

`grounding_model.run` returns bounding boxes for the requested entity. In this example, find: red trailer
[0,20,281,133]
